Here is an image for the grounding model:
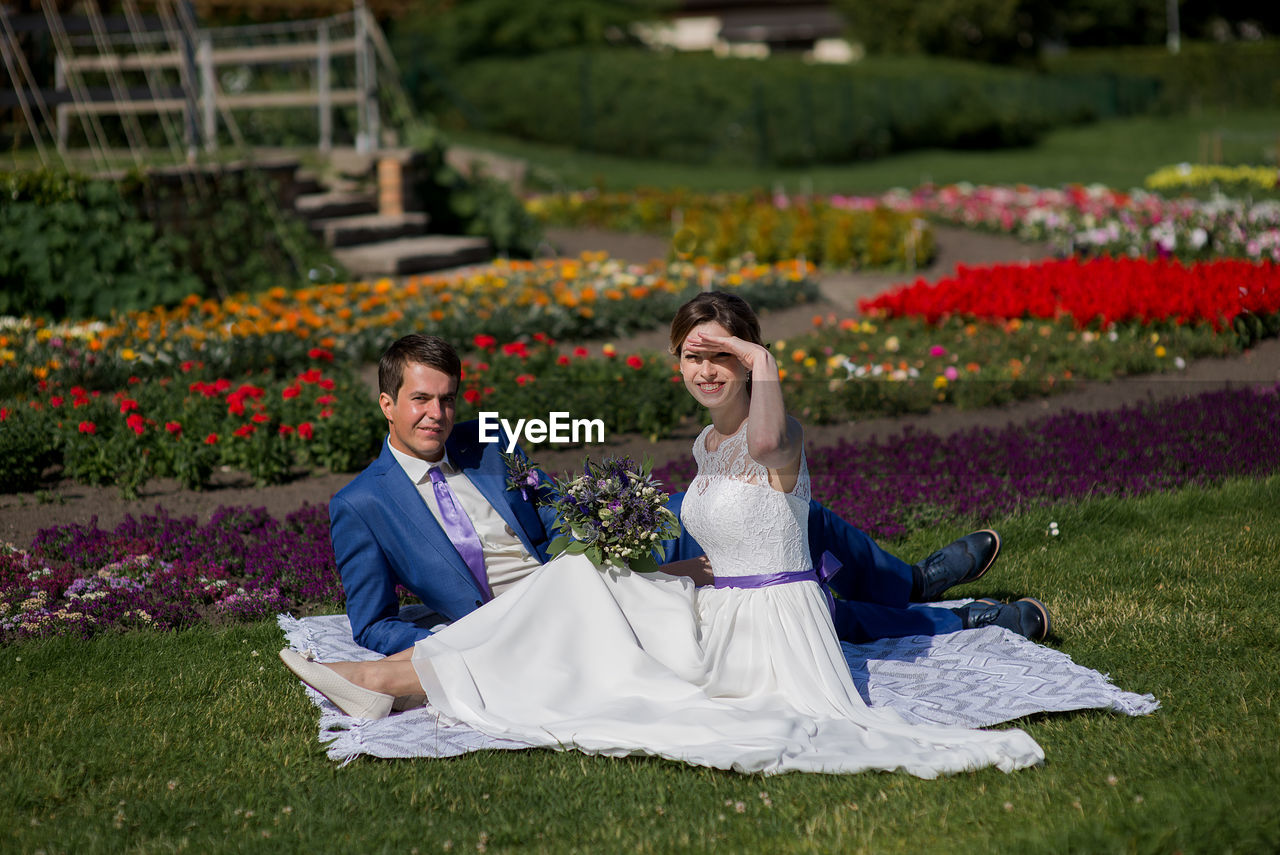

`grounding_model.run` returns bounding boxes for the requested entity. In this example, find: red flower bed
[860,258,1280,329]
